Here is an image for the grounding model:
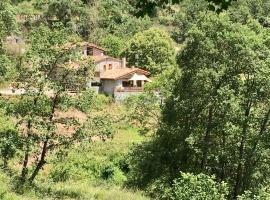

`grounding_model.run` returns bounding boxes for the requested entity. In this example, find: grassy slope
[0,127,150,200]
